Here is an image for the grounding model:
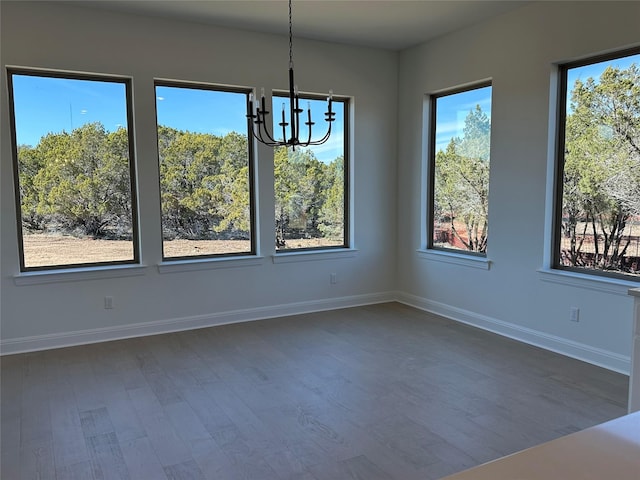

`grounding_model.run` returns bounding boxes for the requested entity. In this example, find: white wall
[0,2,398,351]
[397,1,640,373]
